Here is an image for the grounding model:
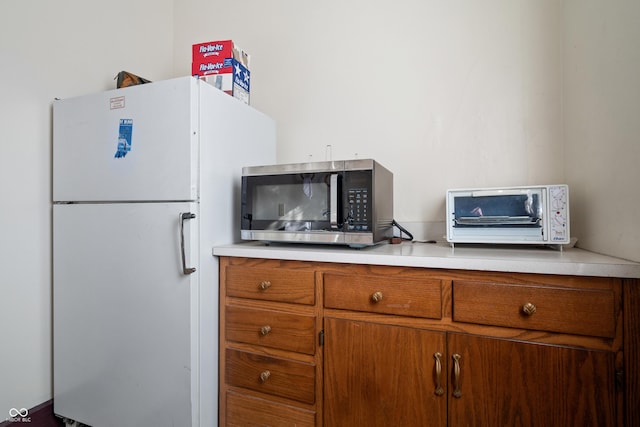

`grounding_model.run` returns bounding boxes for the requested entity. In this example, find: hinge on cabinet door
[615,368,624,392]
[319,330,324,346]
